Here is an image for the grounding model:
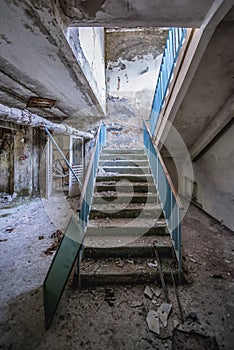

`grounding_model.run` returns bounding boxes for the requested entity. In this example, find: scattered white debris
[147,261,158,268]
